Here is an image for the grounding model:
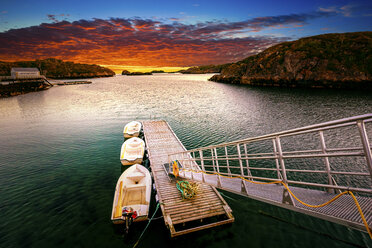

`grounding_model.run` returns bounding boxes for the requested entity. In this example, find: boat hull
[120,158,143,166]
[120,137,145,166]
[124,131,140,139]
[123,121,142,138]
[111,164,152,224]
